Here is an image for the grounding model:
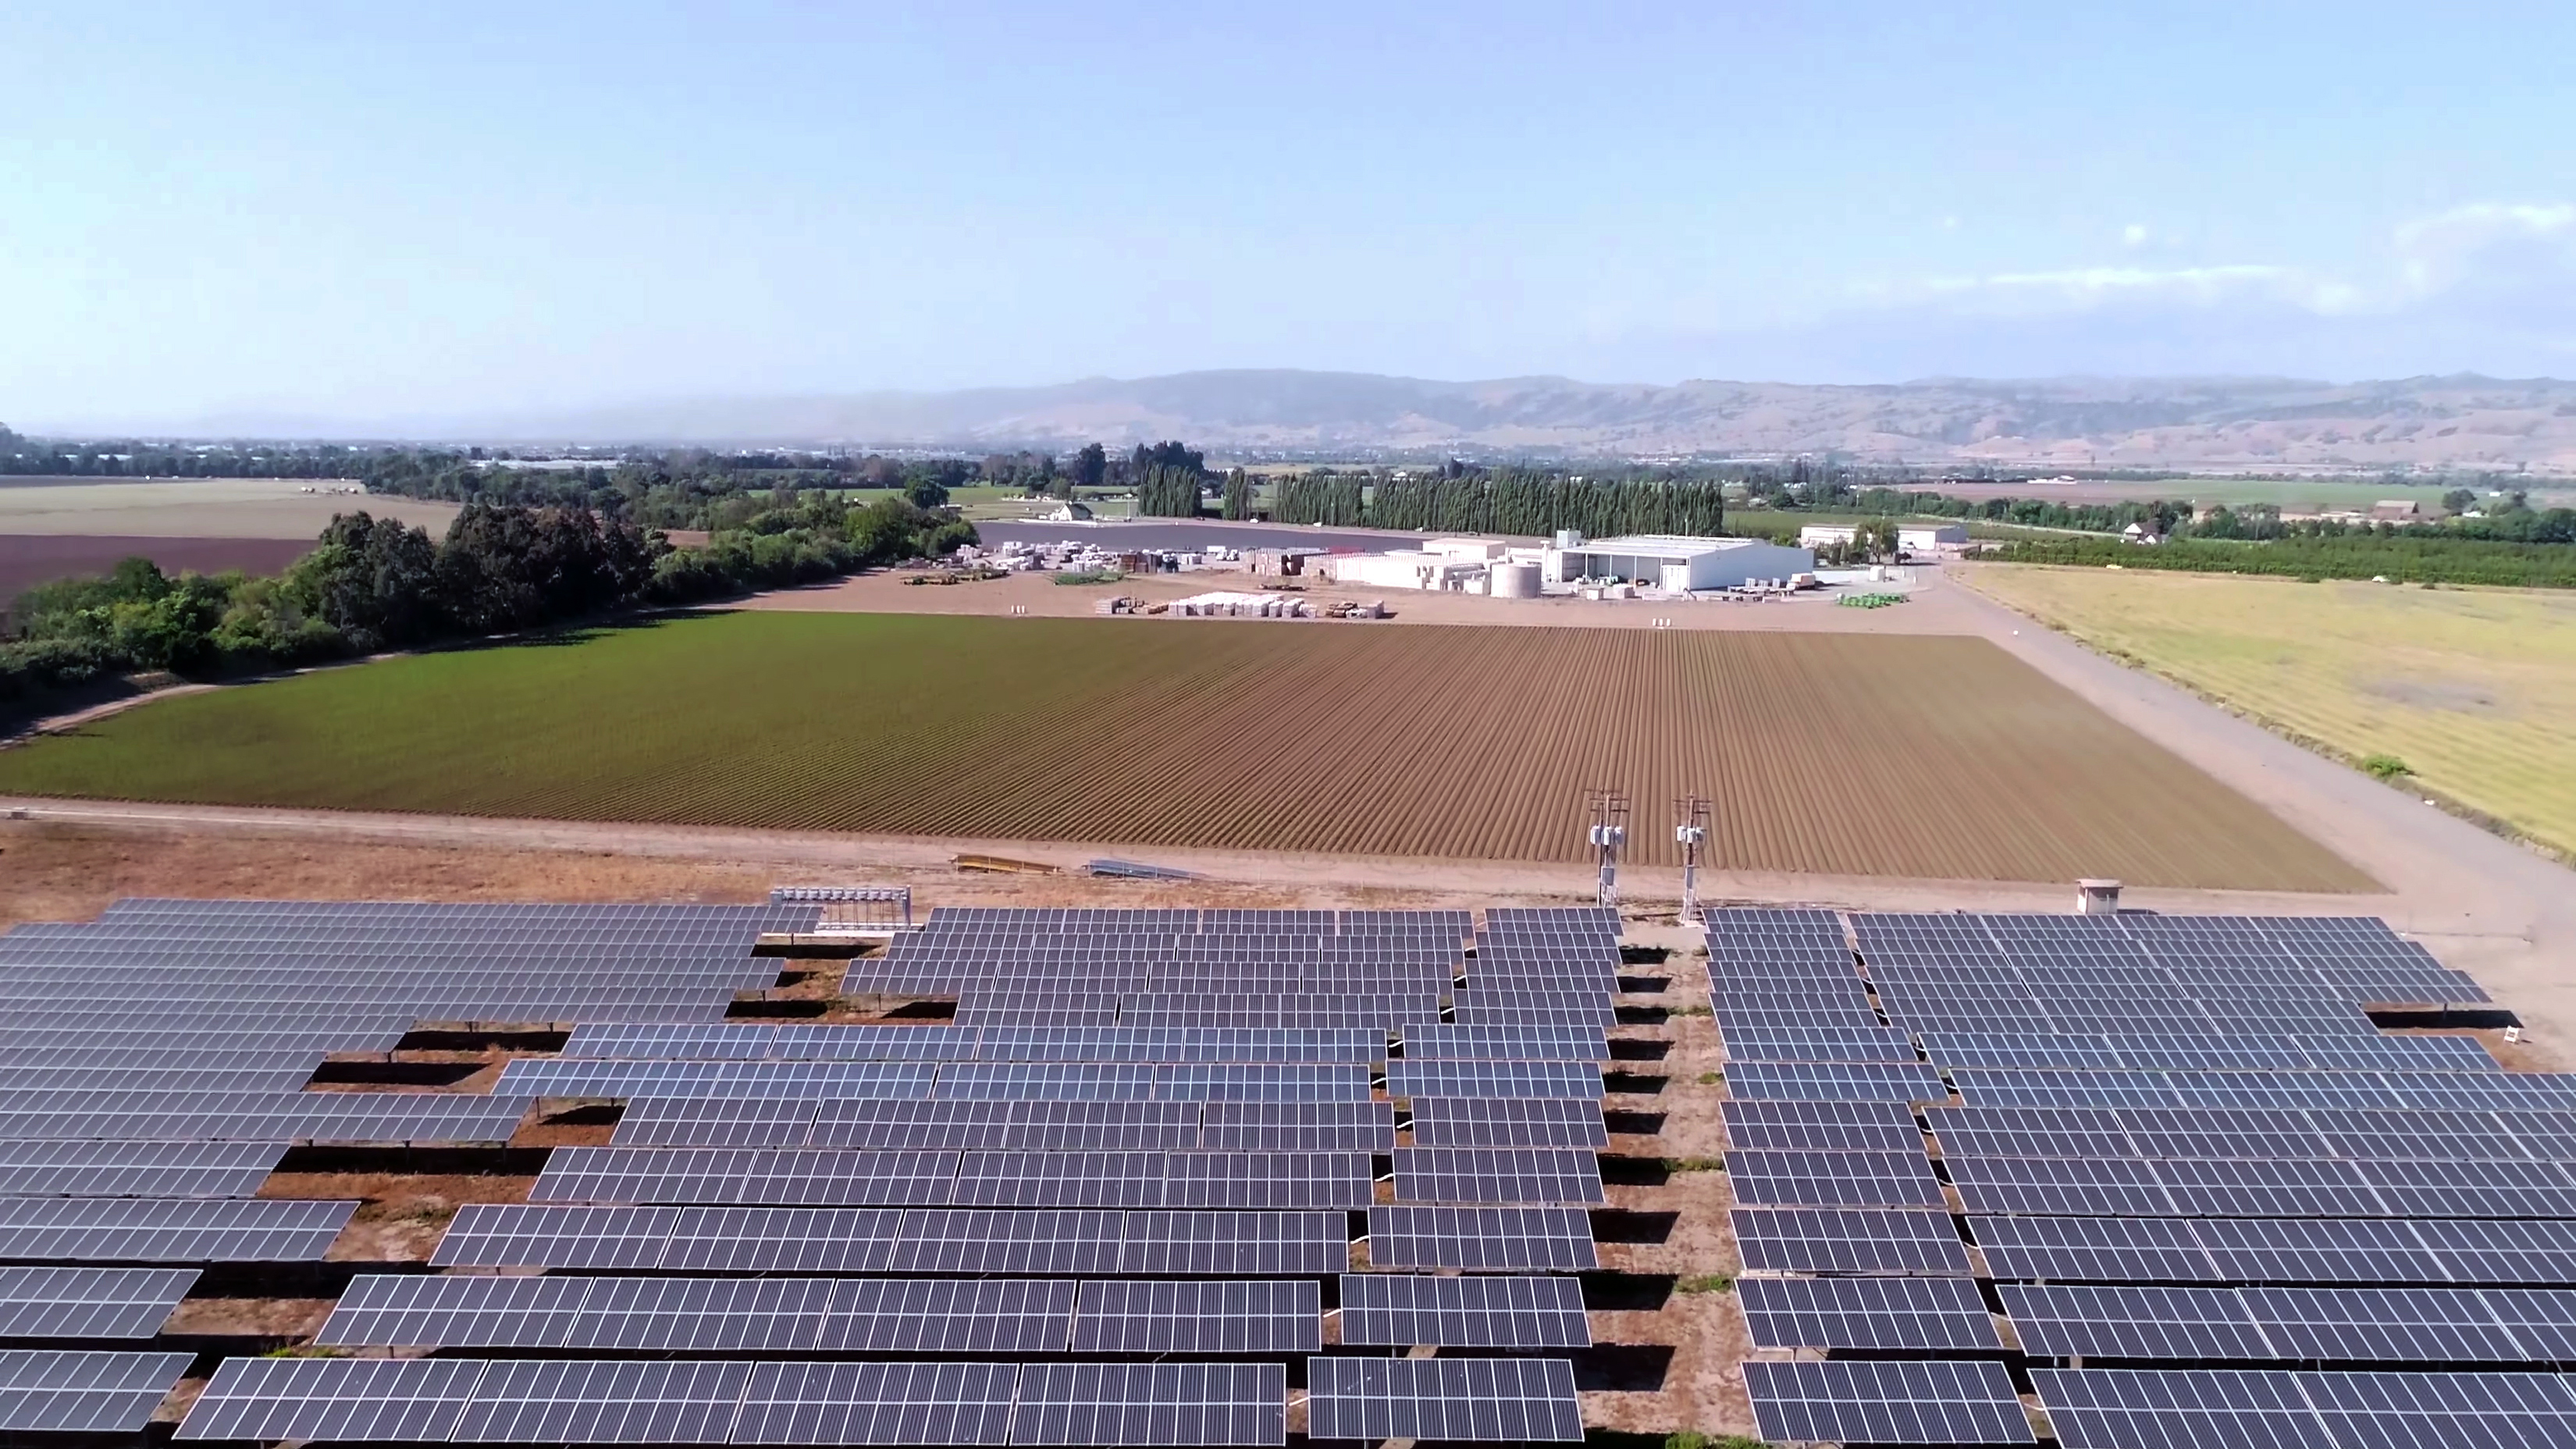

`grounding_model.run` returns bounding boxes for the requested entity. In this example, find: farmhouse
[1547,534,1814,590]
